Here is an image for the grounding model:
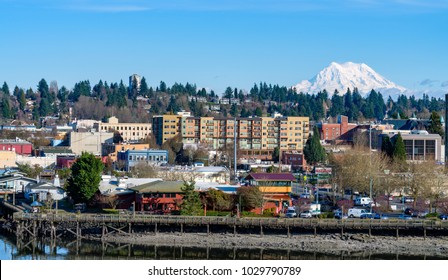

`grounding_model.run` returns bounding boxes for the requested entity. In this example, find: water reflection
[1,232,447,260]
